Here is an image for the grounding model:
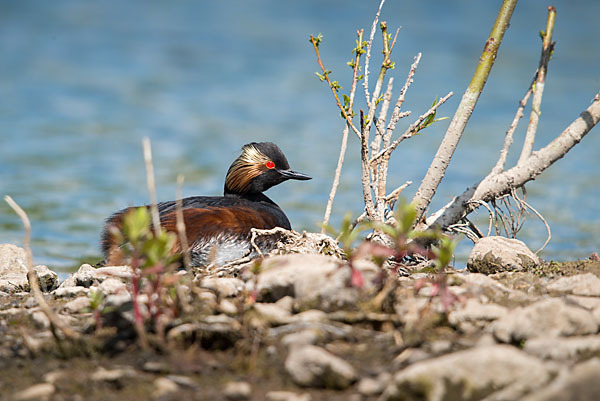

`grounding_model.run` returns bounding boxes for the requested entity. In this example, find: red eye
[266,161,275,169]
